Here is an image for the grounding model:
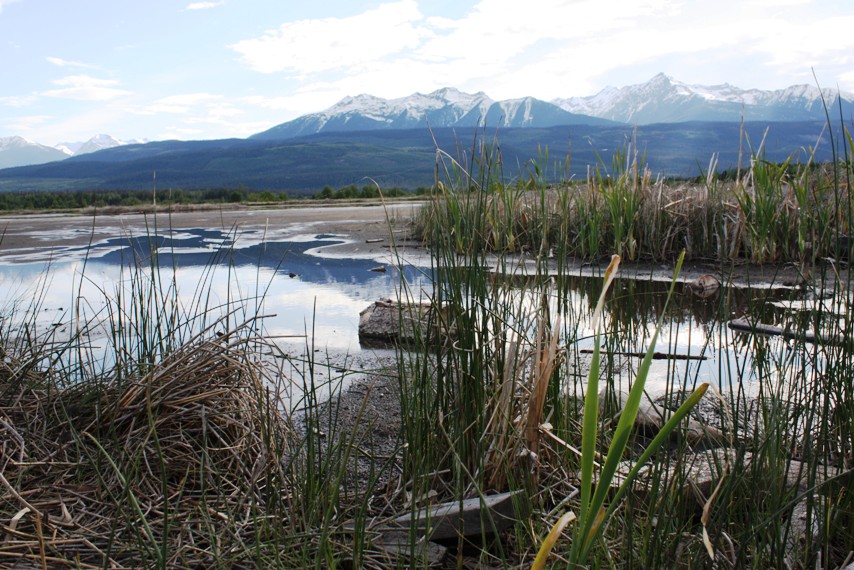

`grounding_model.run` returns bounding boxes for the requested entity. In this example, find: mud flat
[0,201,423,262]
